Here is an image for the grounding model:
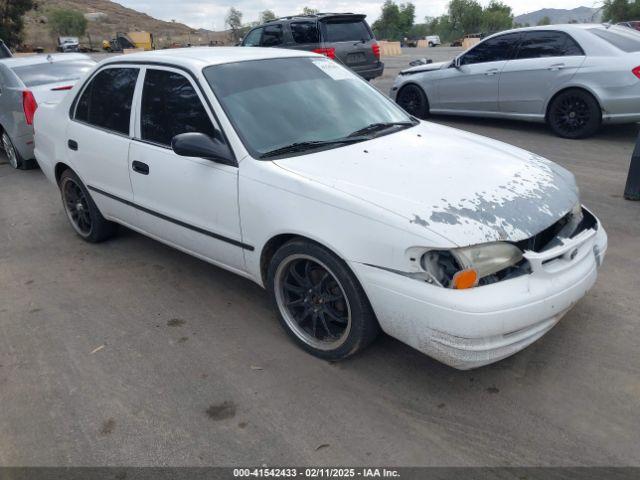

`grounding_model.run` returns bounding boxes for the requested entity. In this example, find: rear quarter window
[589,27,640,52]
[322,19,372,42]
[291,22,320,44]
